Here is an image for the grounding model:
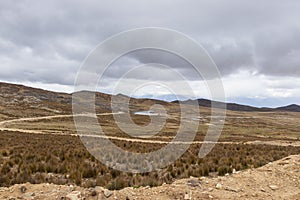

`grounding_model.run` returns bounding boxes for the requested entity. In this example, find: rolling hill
[172,98,300,112]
